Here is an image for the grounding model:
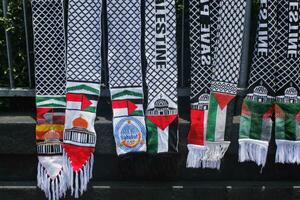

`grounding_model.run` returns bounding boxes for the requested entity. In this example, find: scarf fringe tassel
[239,139,268,167]
[63,152,94,198]
[37,162,67,200]
[201,141,230,169]
[276,140,300,164]
[186,144,208,168]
